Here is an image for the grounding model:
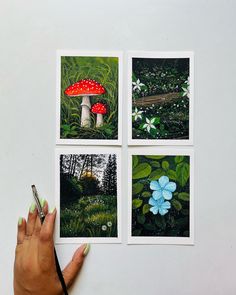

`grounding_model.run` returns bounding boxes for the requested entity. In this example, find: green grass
[60,195,117,237]
[60,56,119,140]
